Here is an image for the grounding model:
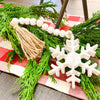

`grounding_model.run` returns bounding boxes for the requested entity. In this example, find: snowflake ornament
[48,35,100,89]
